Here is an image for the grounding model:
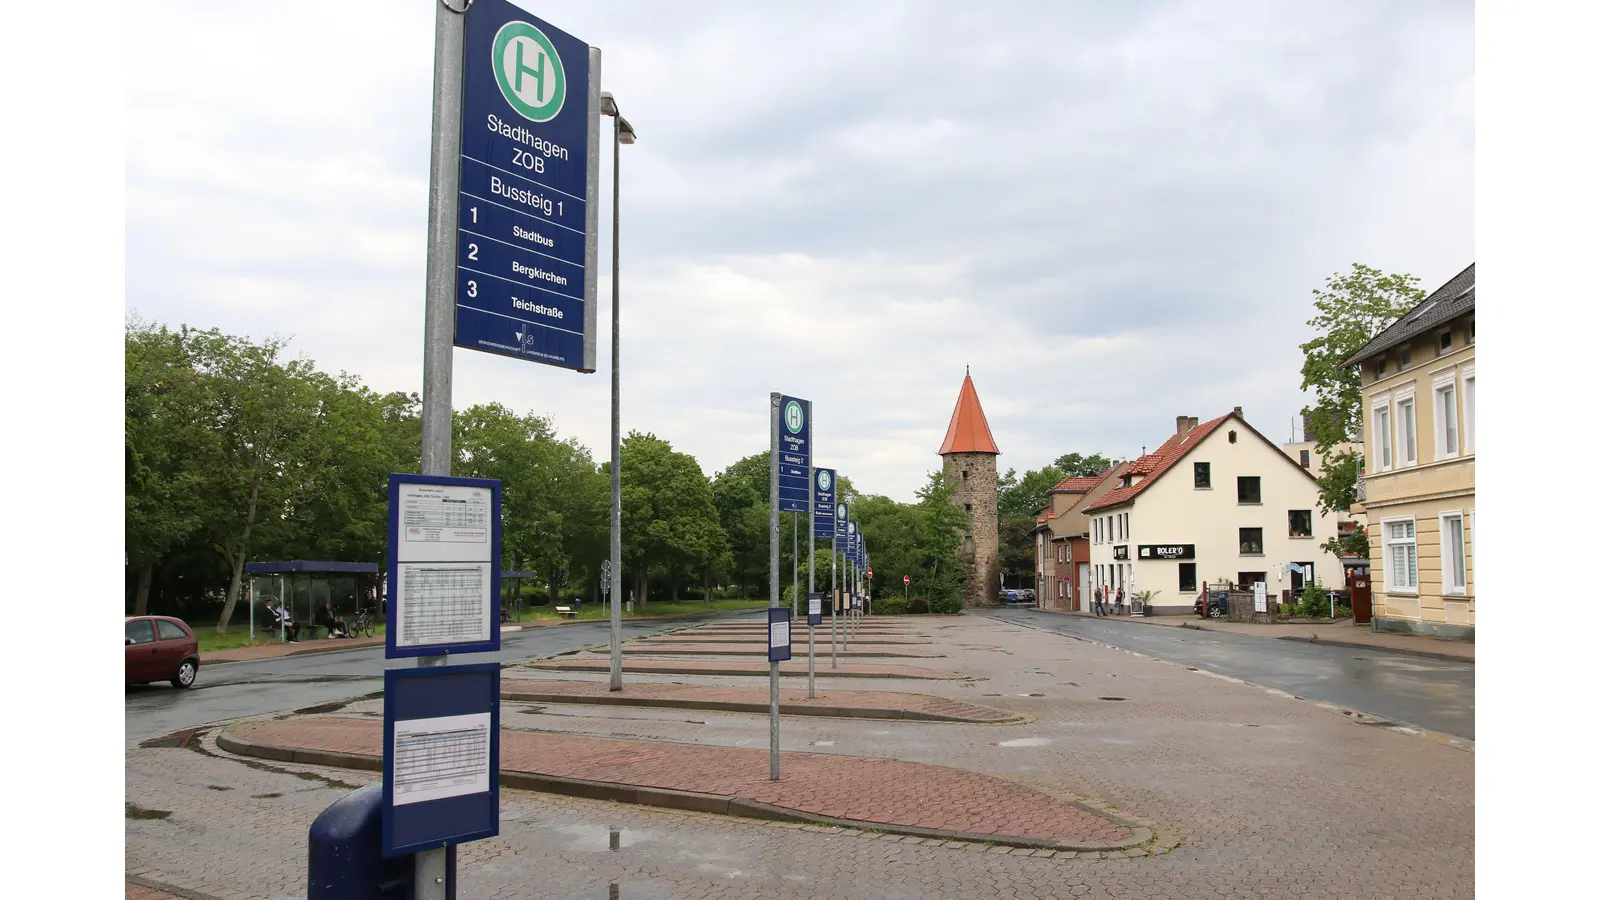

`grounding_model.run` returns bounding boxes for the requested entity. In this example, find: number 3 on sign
[466,280,477,298]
